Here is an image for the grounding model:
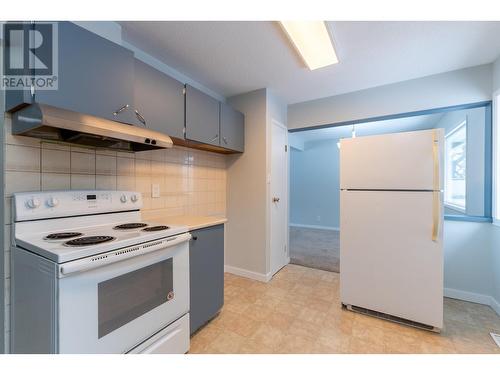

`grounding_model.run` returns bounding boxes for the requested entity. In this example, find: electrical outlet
[151,184,160,198]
